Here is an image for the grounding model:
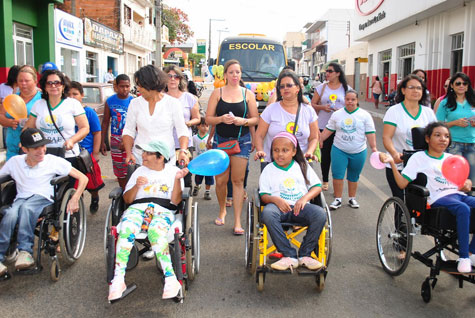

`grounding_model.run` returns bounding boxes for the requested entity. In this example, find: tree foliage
[162,7,193,44]
[188,53,205,65]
